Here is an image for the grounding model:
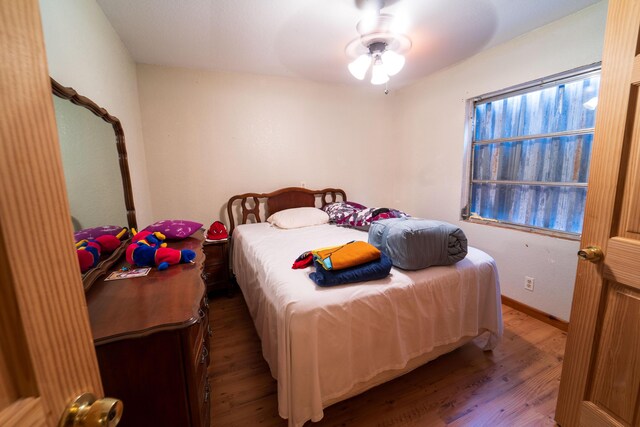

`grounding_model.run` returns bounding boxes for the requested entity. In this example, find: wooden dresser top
[86,233,205,344]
